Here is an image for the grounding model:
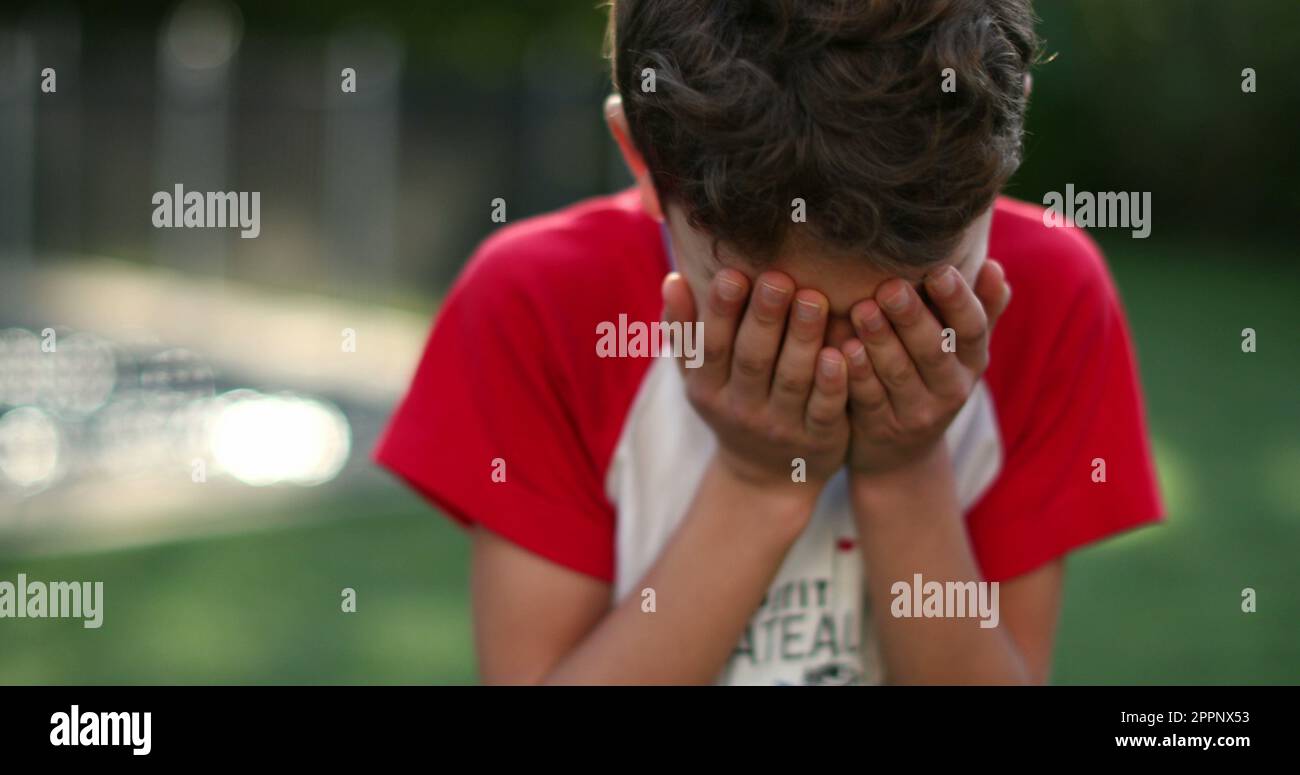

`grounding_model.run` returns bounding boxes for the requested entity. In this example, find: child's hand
[839,260,1012,478]
[662,269,850,498]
